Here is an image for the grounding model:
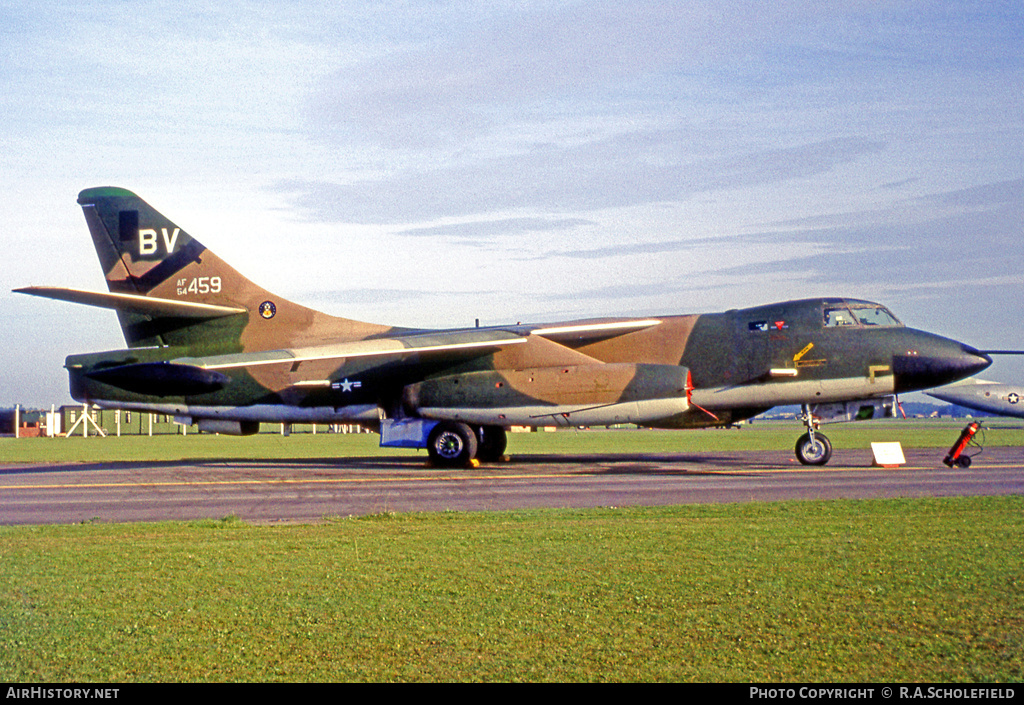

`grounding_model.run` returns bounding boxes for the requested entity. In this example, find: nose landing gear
[796,404,833,465]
